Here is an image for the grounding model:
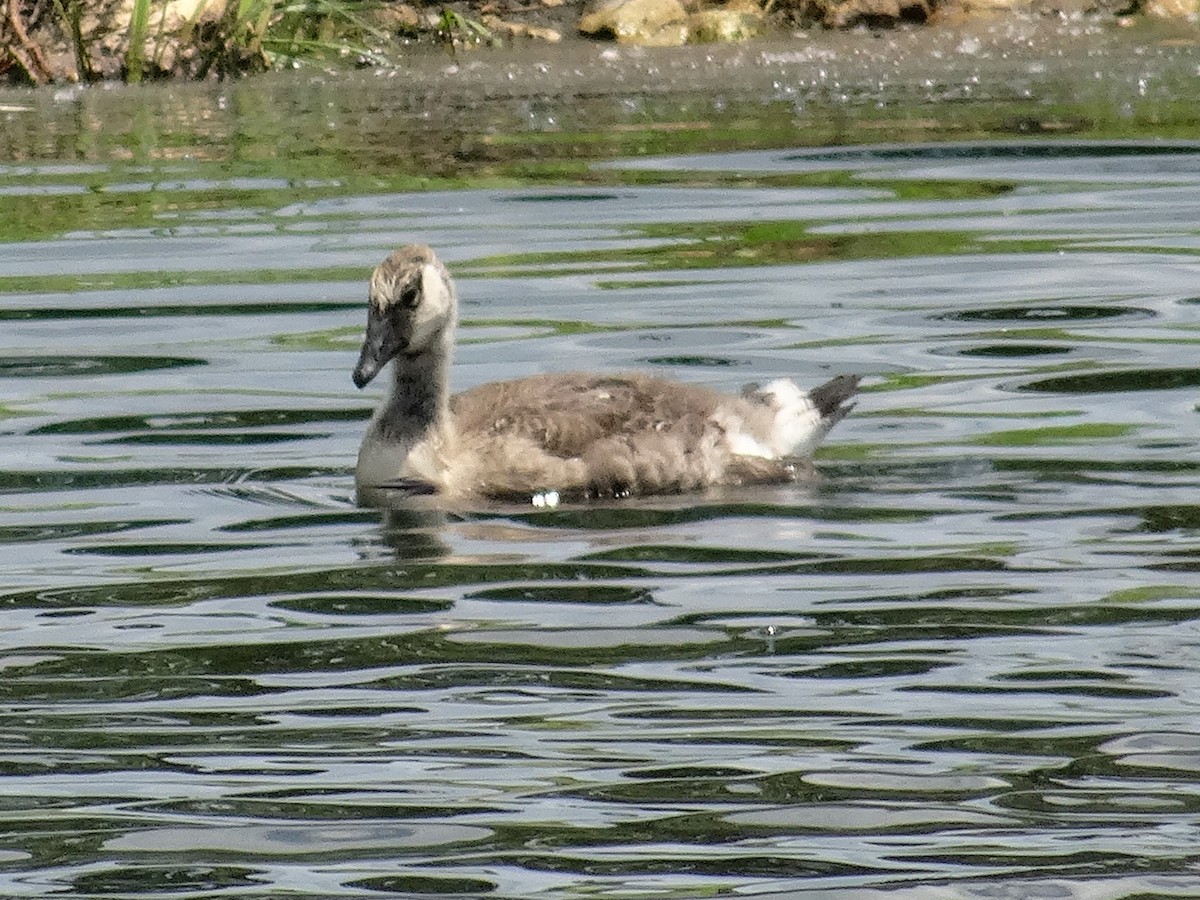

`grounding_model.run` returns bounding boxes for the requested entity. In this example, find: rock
[580,0,764,43]
[124,0,228,41]
[957,0,1030,11]
[816,0,934,27]
[368,3,423,33]
[687,6,762,40]
[1142,0,1200,16]
[482,15,564,40]
[579,0,690,43]
[141,0,229,72]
